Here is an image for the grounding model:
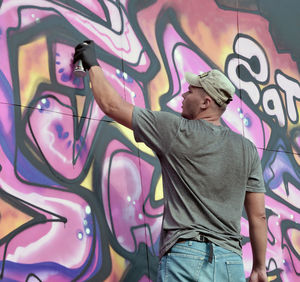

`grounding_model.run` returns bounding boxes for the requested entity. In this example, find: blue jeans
[157,241,246,282]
